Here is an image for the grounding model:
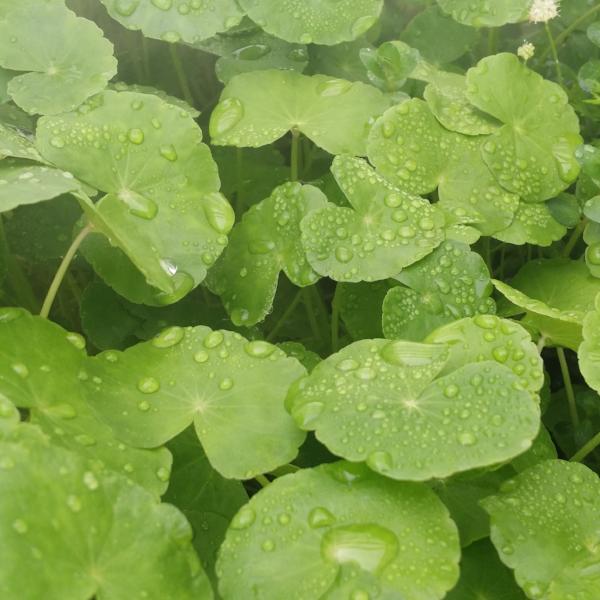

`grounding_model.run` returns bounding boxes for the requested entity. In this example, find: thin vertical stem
[557,347,579,428]
[40,225,92,319]
[571,431,600,463]
[290,129,300,181]
[563,218,588,258]
[168,44,195,108]
[255,474,270,488]
[266,289,303,342]
[544,22,564,86]
[331,299,340,353]
[302,288,321,344]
